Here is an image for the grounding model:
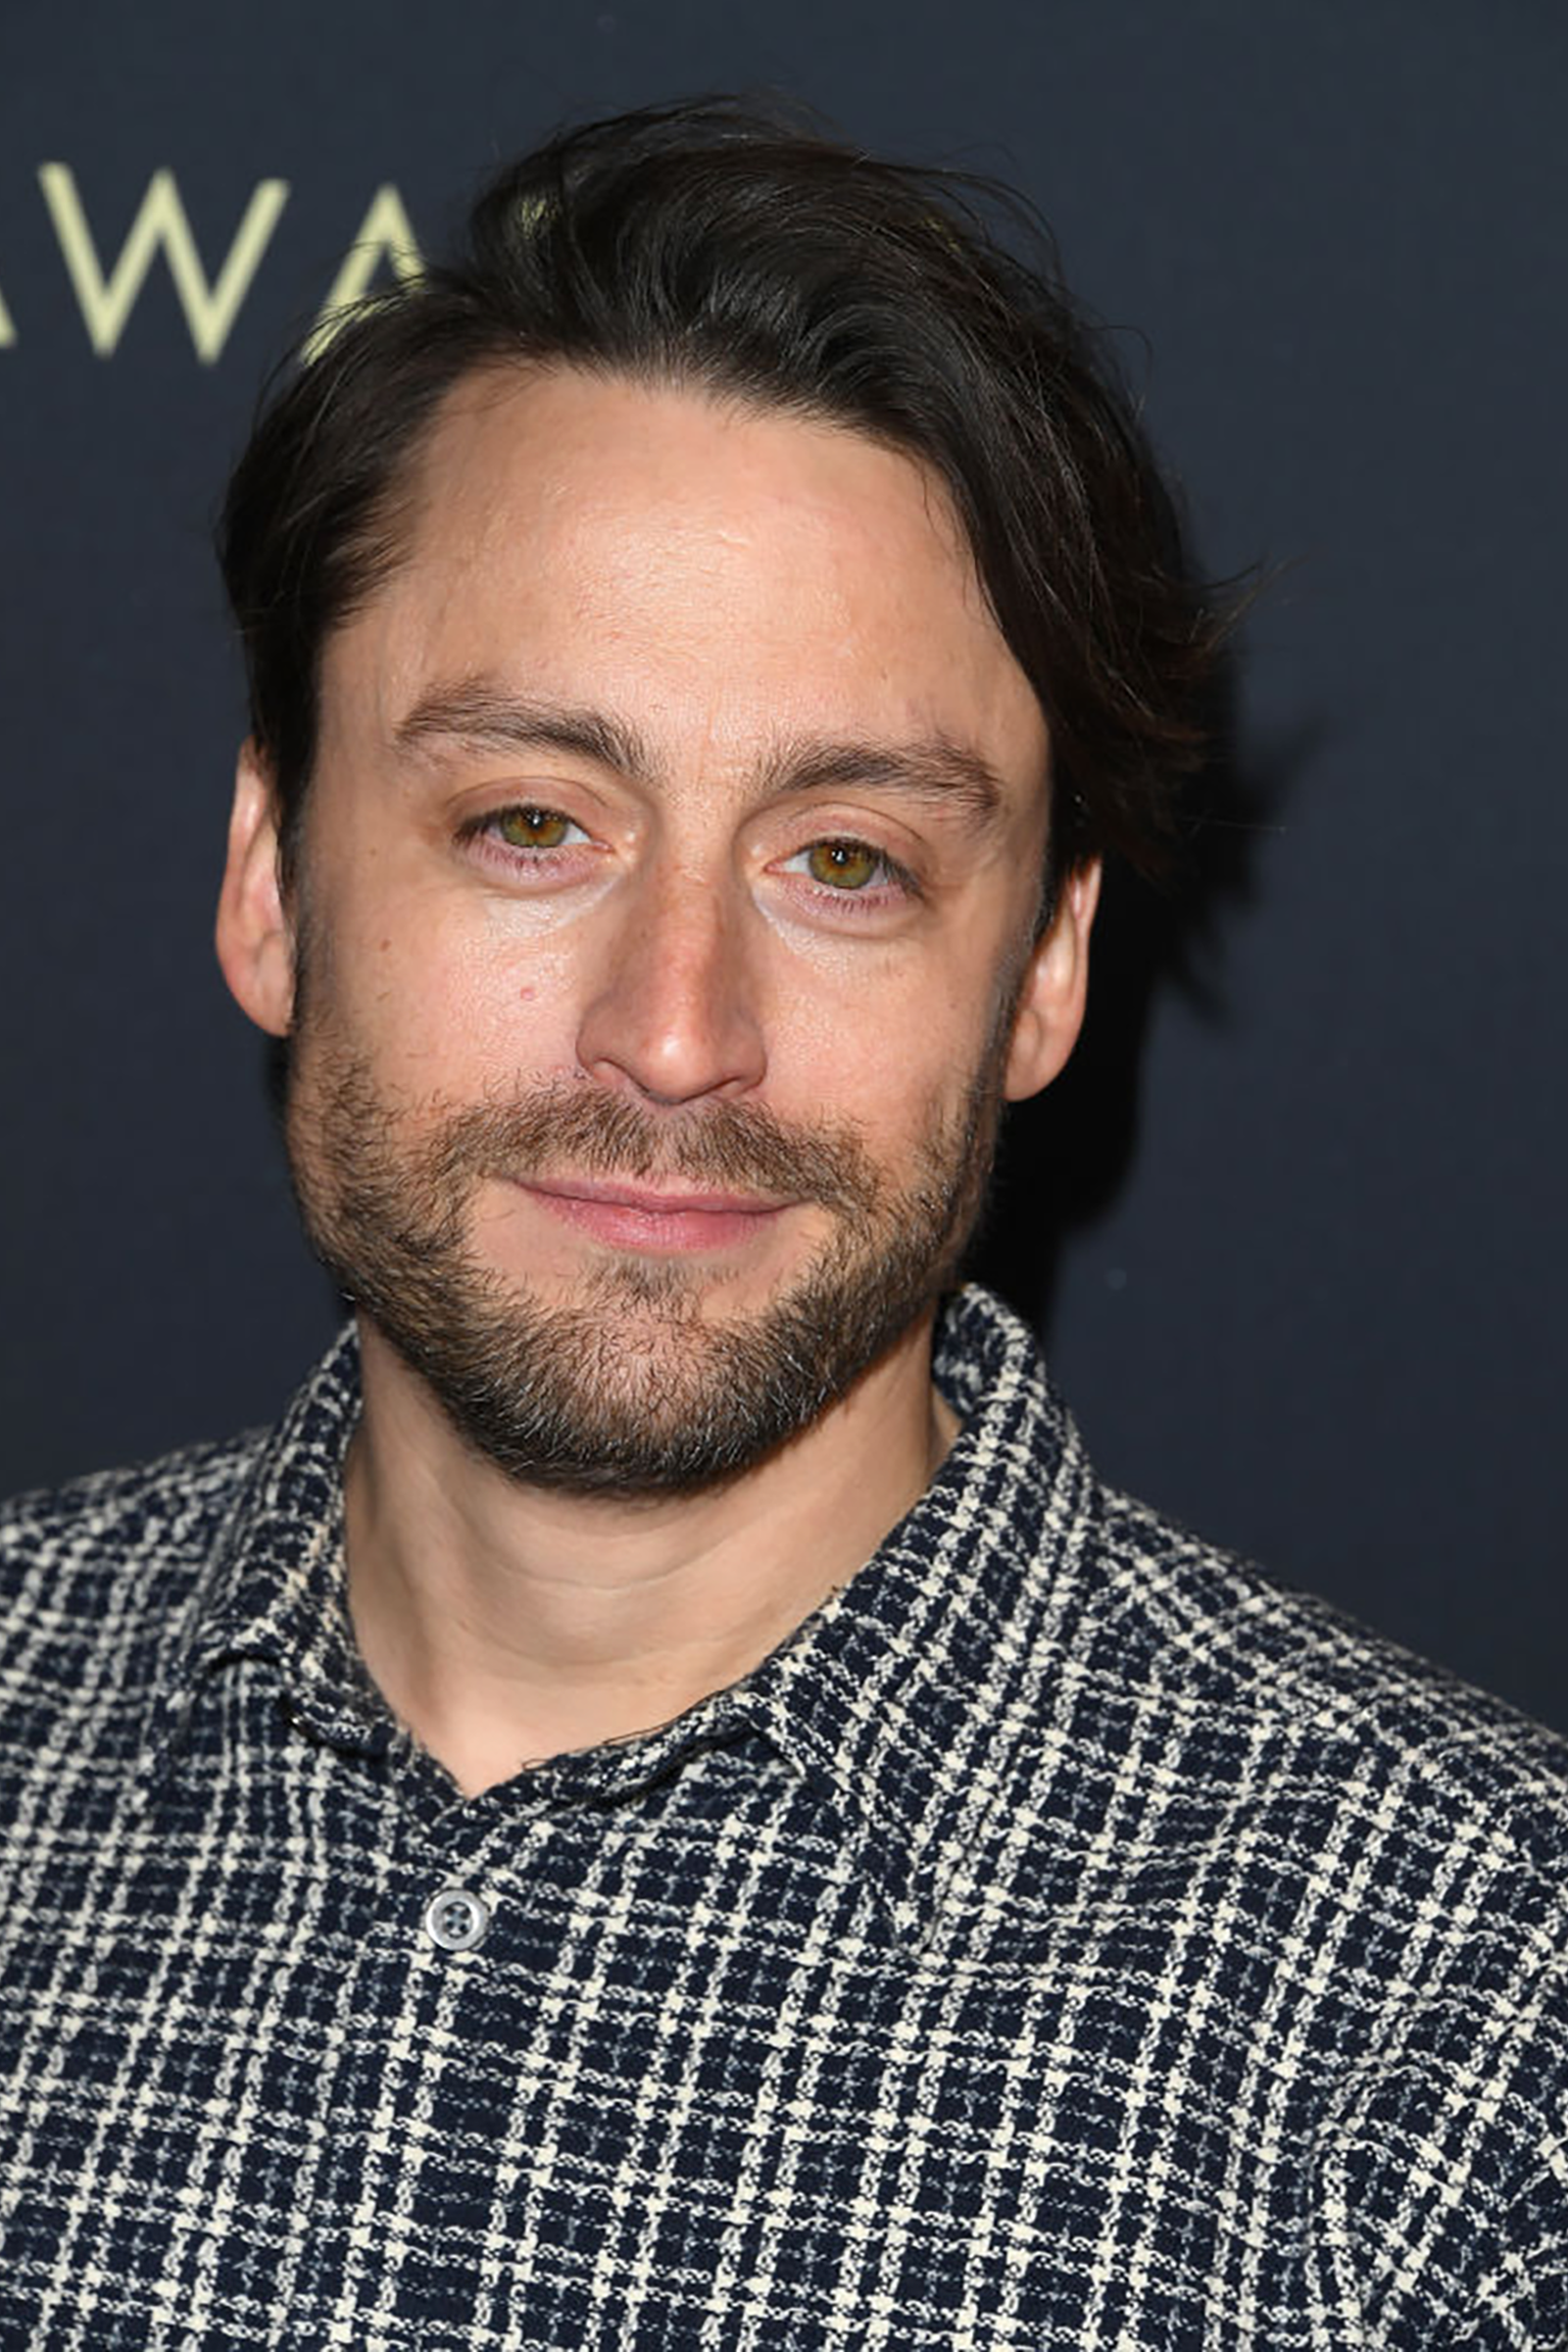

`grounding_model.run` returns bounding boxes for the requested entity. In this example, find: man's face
[220,367,1093,1493]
